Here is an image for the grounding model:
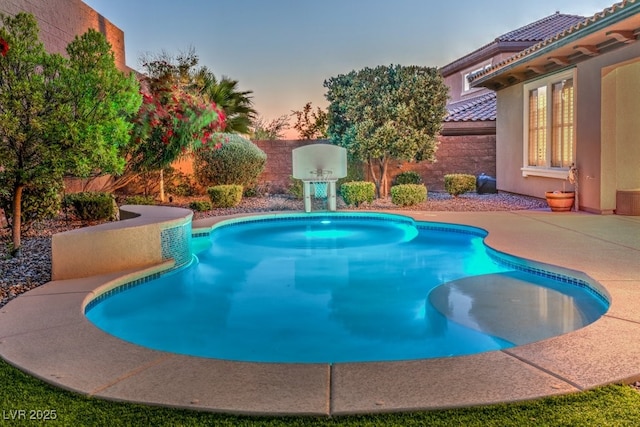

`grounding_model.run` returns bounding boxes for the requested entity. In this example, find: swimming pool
[86,213,608,363]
